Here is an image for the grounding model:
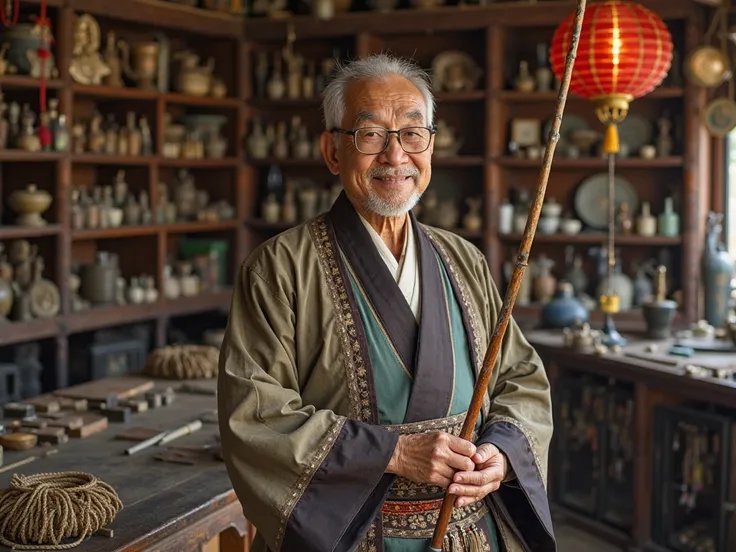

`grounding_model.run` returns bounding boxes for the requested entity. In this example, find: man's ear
[321,131,340,176]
